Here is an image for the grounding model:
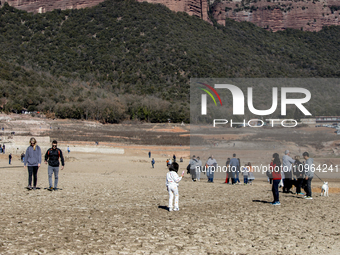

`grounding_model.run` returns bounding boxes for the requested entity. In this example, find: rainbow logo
[198,82,223,106]
[198,82,223,115]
